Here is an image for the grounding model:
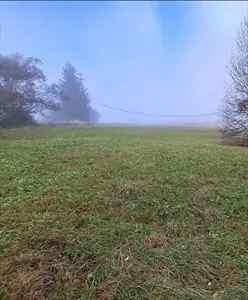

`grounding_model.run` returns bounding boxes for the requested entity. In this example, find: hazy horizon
[1,1,247,125]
